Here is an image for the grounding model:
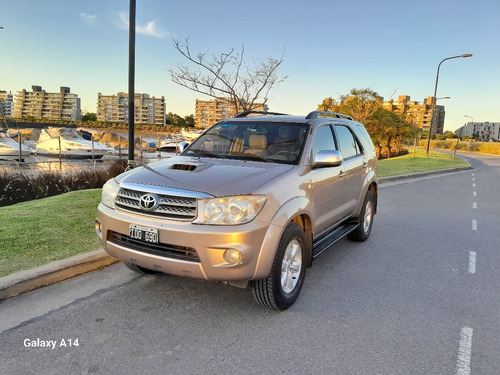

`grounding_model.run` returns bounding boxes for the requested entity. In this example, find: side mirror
[313,150,343,168]
[178,141,189,153]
